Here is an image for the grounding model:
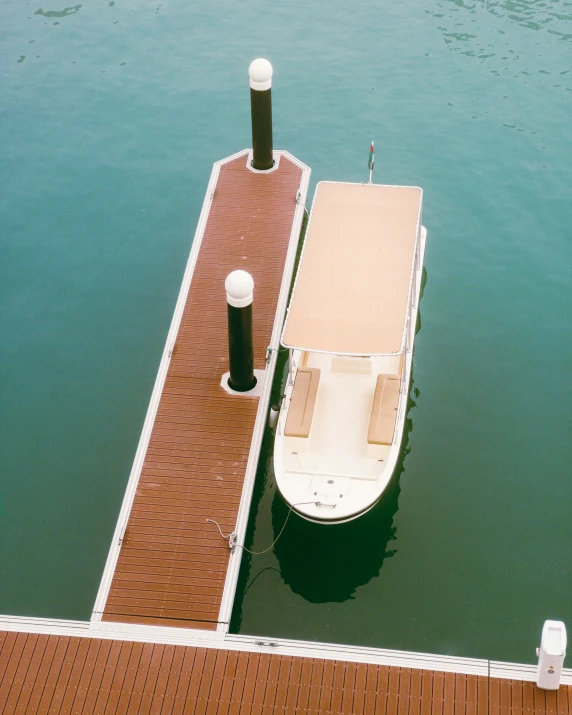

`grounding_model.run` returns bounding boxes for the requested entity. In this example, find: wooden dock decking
[1,629,571,715]
[93,151,308,631]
